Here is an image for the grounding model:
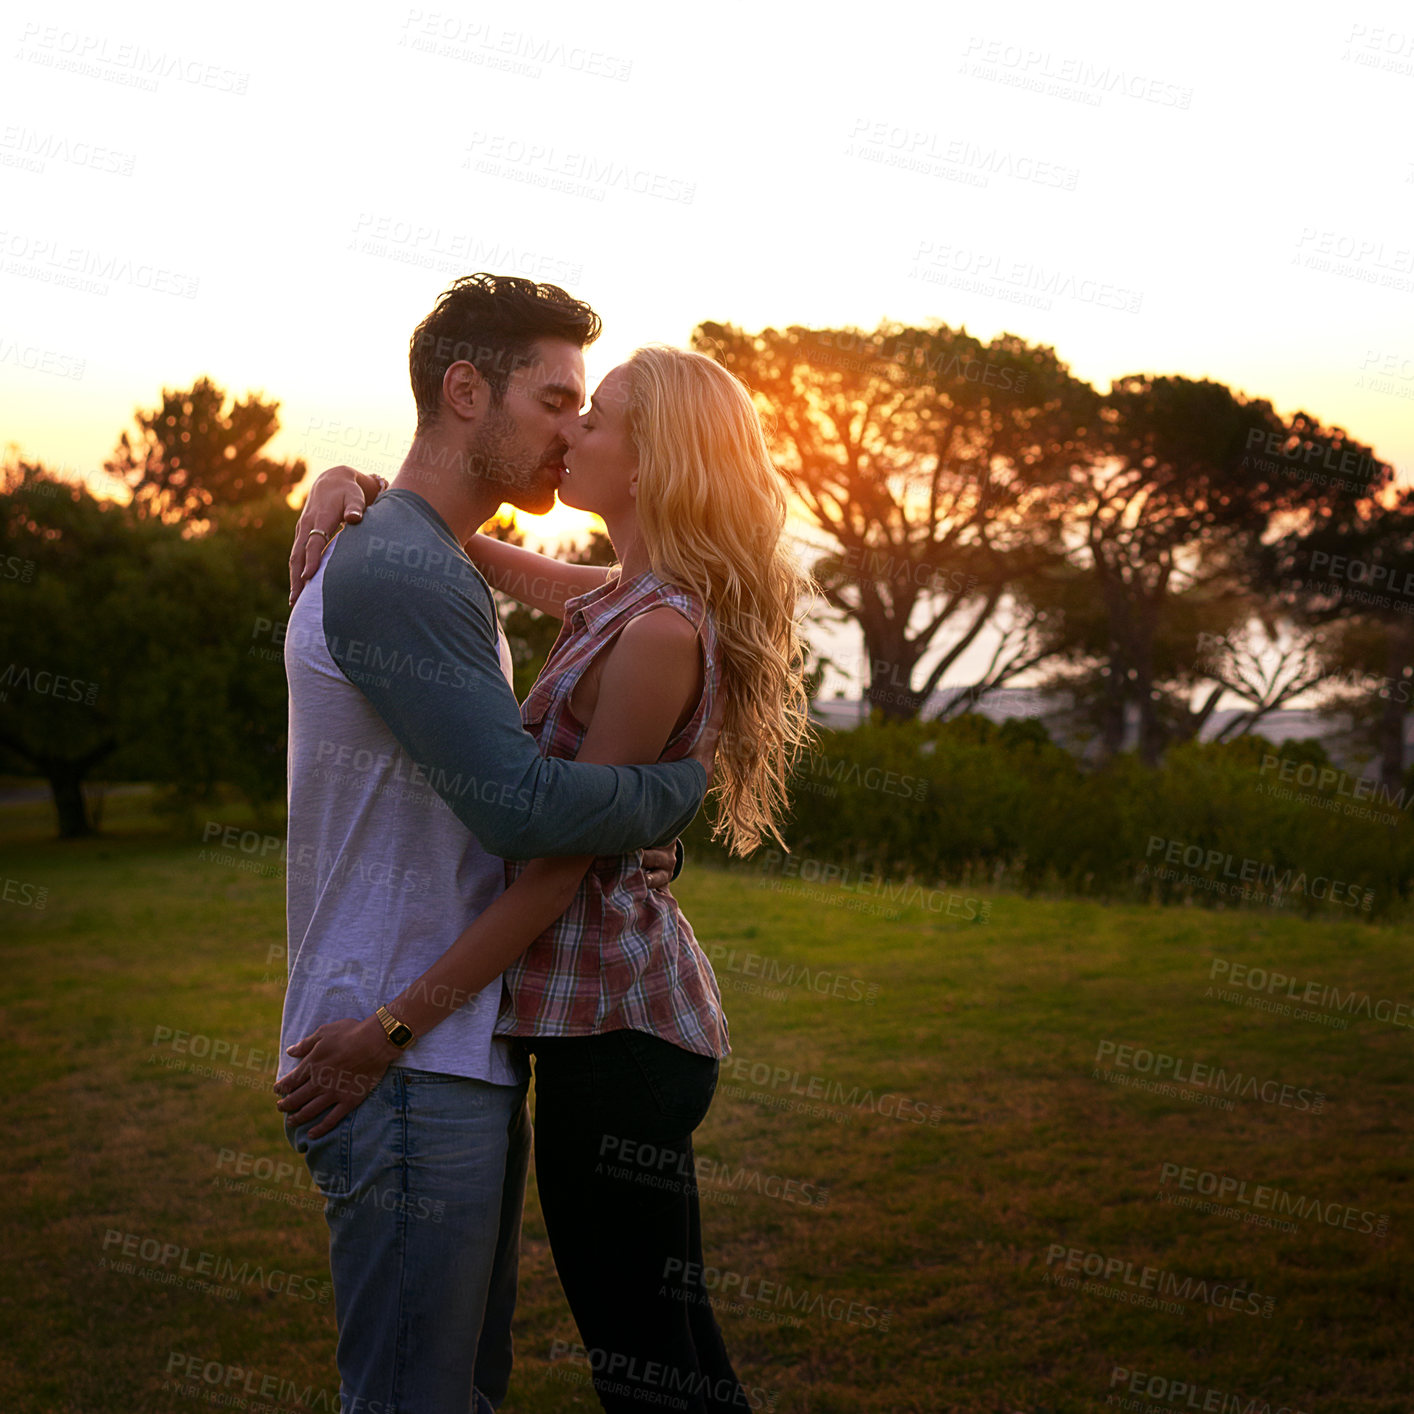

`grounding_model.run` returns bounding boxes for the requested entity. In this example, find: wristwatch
[375,1005,415,1049]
